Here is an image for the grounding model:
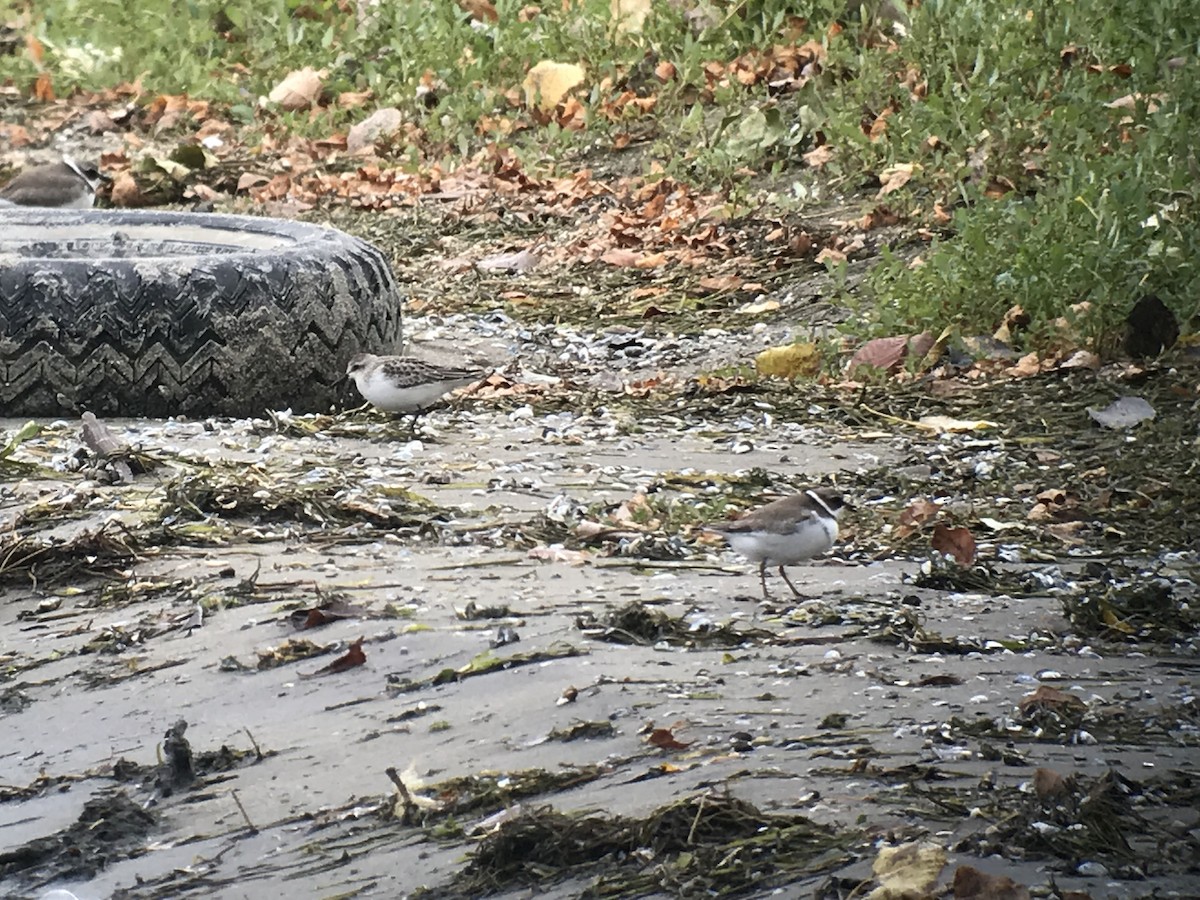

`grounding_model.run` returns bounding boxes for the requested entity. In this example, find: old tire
[0,208,403,417]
